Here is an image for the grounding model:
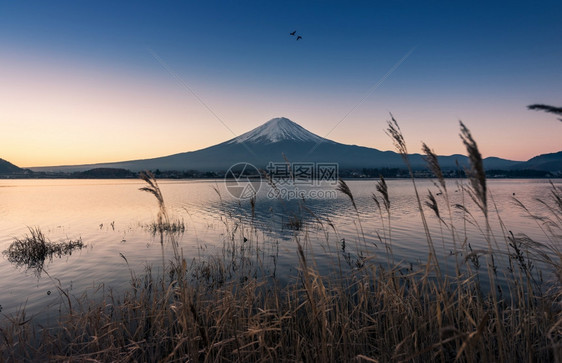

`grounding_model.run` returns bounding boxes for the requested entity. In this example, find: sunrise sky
[1,1,561,167]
